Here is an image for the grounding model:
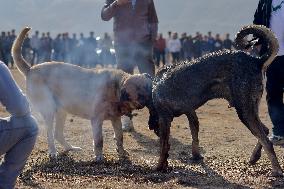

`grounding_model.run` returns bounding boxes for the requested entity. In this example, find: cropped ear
[120,88,130,102]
